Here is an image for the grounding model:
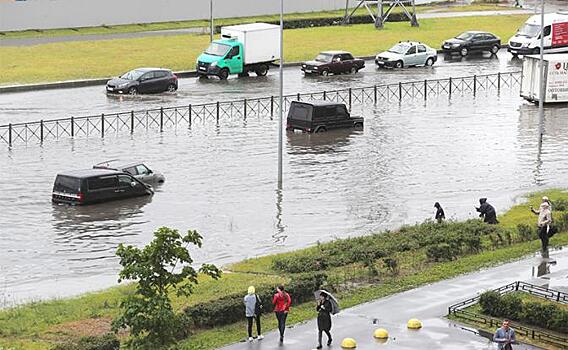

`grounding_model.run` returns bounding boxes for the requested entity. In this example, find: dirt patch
[47,316,122,338]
